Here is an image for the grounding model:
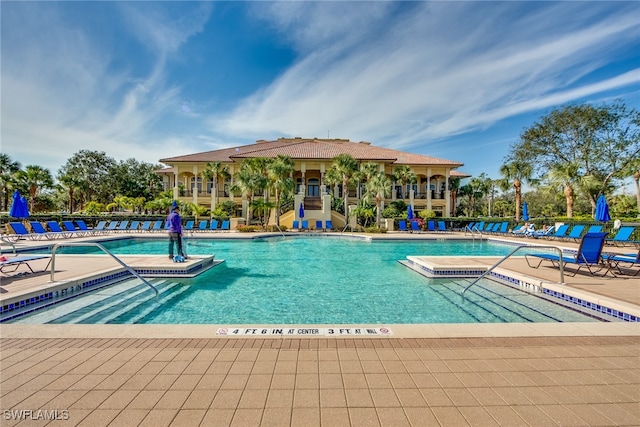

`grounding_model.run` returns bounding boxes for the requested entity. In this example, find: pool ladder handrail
[464,225,482,239]
[49,242,159,296]
[461,245,565,296]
